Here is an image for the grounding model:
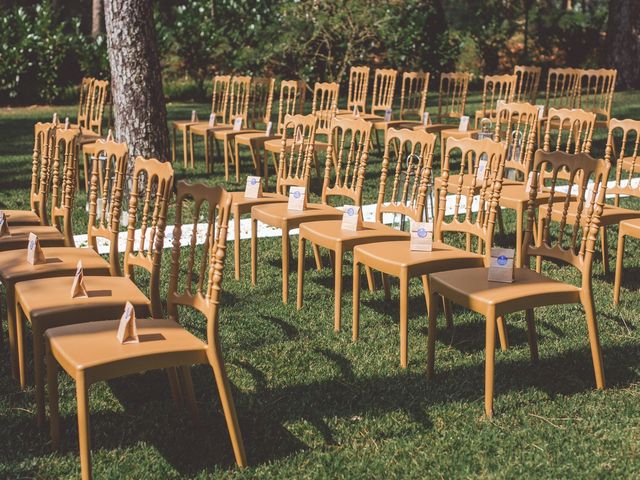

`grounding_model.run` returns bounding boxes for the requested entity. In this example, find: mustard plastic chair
[352,137,507,367]
[427,149,610,417]
[538,67,581,145]
[513,65,541,104]
[372,71,429,134]
[575,68,617,129]
[346,65,370,113]
[45,182,246,480]
[297,128,437,331]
